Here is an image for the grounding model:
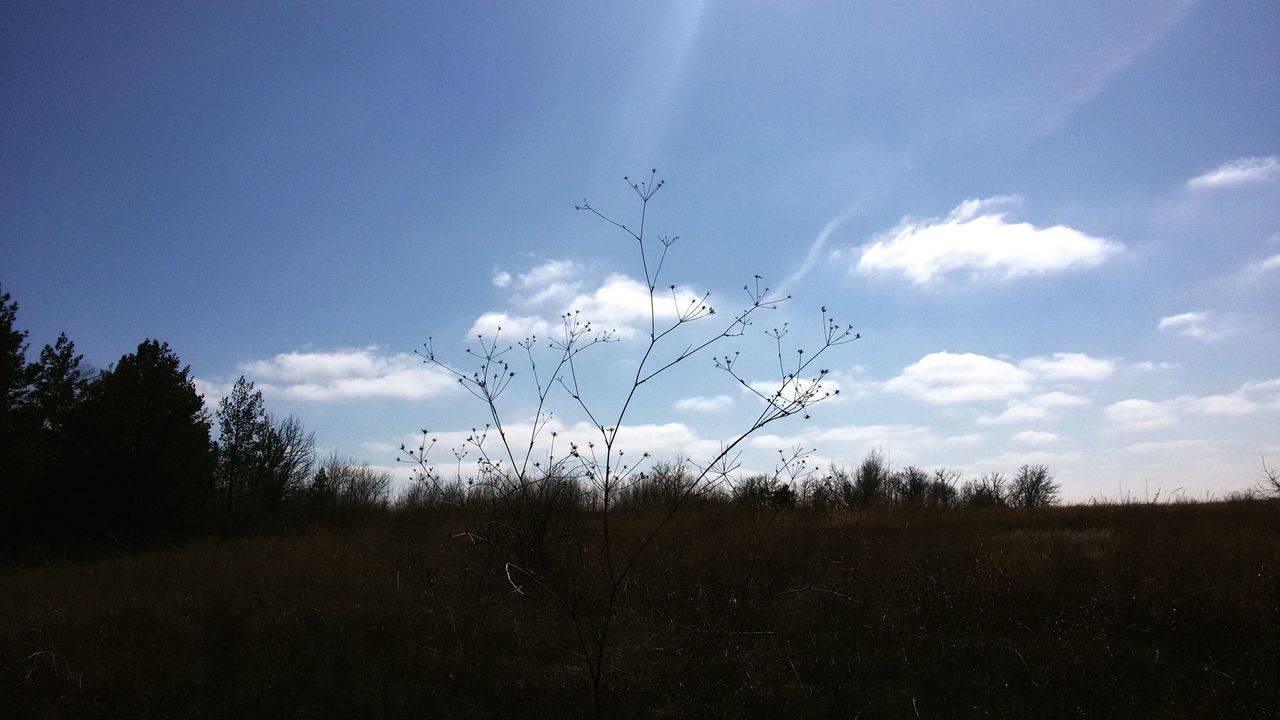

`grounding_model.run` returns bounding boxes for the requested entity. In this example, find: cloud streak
[1157,311,1234,341]
[1187,156,1280,190]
